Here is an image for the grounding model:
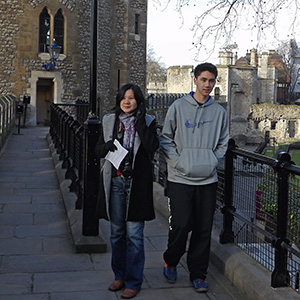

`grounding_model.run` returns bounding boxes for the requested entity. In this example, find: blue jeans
[109,176,145,290]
